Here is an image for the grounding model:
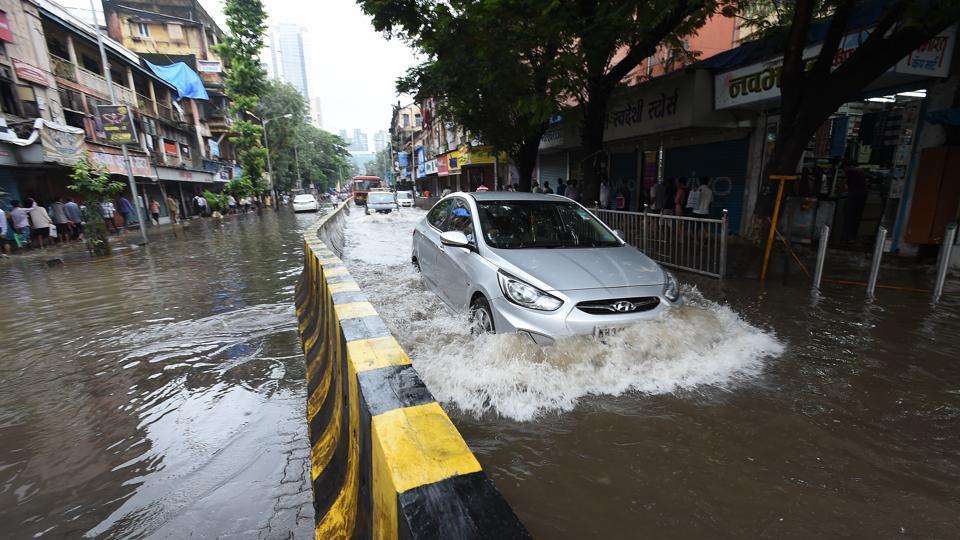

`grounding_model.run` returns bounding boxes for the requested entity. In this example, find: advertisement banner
[97,105,139,144]
[40,121,84,165]
[13,59,48,86]
[447,151,461,174]
[424,159,438,175]
[197,60,222,73]
[437,157,449,176]
[89,151,154,177]
[0,12,14,43]
[467,146,508,165]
